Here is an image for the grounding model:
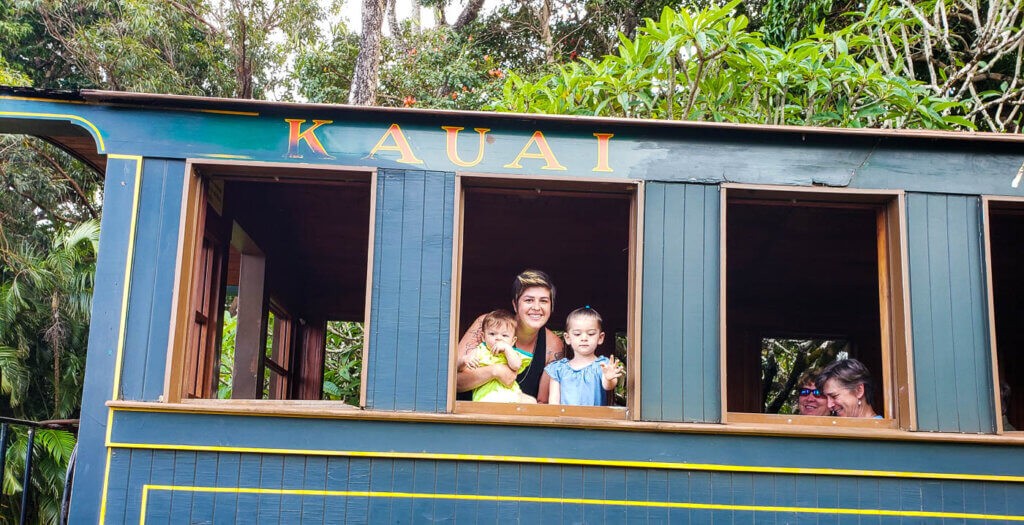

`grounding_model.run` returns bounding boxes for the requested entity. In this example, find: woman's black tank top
[517,329,547,397]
